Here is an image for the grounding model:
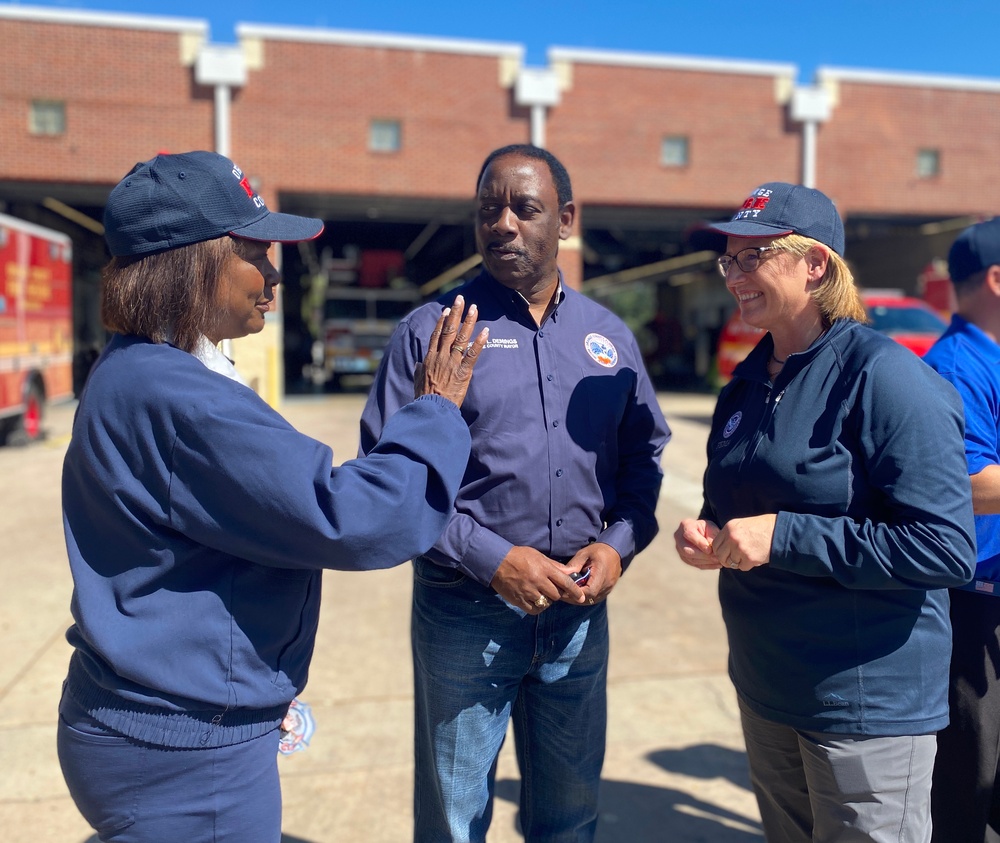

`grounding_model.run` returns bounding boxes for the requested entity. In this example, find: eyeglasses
[717,246,780,277]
